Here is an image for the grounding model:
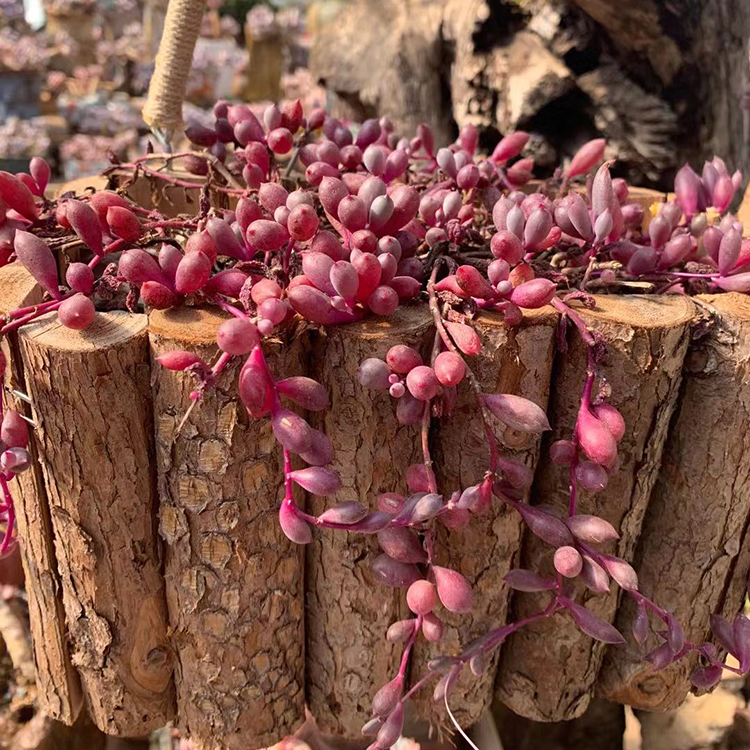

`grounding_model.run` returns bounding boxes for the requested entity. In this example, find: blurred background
[1,0,749,192]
